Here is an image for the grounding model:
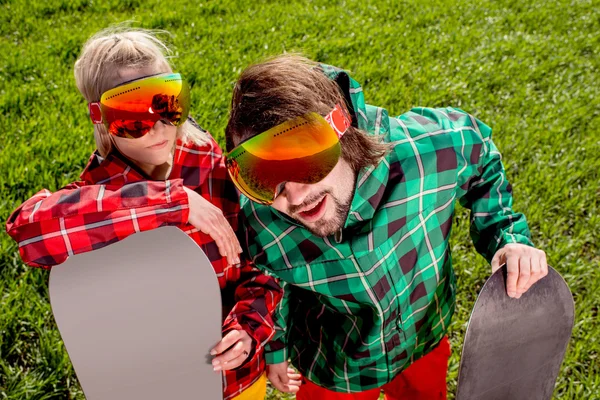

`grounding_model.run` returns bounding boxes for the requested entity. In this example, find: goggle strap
[89,102,103,124]
[325,104,352,139]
